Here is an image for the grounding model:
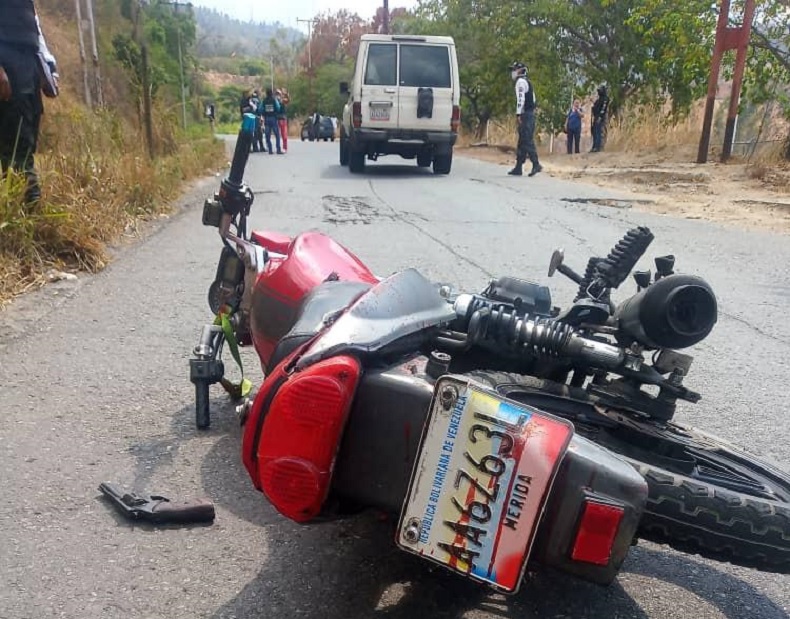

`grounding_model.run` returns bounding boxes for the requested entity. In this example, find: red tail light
[451,105,460,132]
[257,355,361,522]
[352,102,362,128]
[571,500,625,566]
